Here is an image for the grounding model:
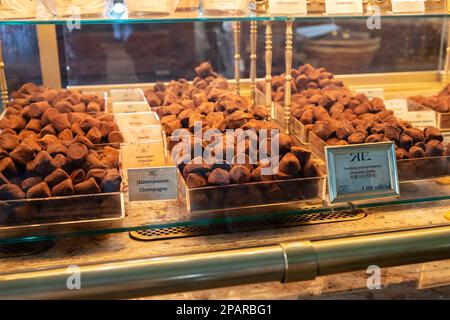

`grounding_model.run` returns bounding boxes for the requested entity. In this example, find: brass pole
[233,21,241,95]
[0,37,9,108]
[5,225,450,298]
[265,21,273,121]
[444,21,450,83]
[250,20,258,105]
[284,20,293,134]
